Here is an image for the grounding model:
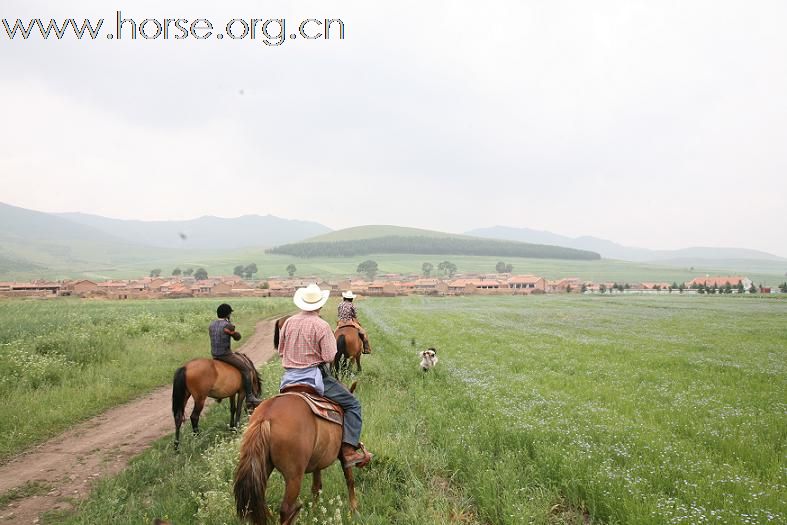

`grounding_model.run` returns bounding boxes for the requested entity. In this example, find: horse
[234,384,360,525]
[273,315,292,350]
[332,325,364,377]
[171,352,261,450]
